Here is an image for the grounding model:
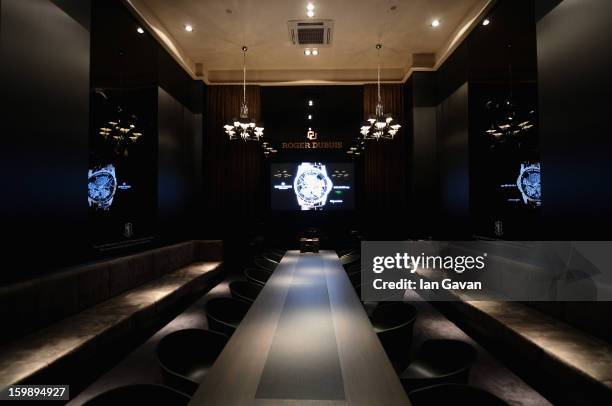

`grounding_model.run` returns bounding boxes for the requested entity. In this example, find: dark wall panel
[90,0,205,252]
[432,41,470,239]
[0,0,90,283]
[158,48,201,113]
[157,87,202,242]
[467,0,540,239]
[537,0,612,238]
[420,0,539,240]
[91,0,158,89]
[409,72,438,238]
[158,87,187,240]
[191,113,203,207]
[50,0,90,29]
[535,0,564,21]
[437,83,470,237]
[0,0,204,284]
[90,0,159,251]
[436,42,469,104]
